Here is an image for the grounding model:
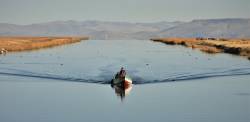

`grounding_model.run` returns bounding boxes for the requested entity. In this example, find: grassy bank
[151,38,250,60]
[0,36,88,53]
